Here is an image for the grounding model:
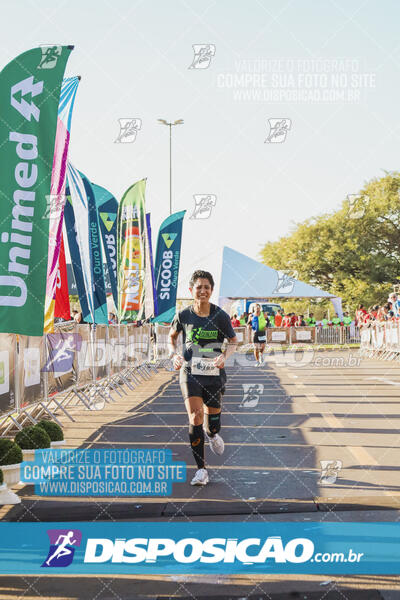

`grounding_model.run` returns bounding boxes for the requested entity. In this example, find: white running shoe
[205,432,225,455]
[190,468,209,486]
